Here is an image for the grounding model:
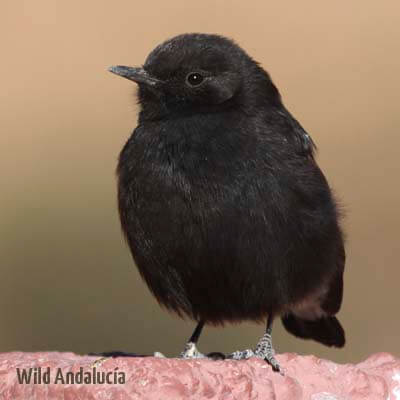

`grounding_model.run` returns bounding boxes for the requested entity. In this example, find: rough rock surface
[0,352,399,399]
